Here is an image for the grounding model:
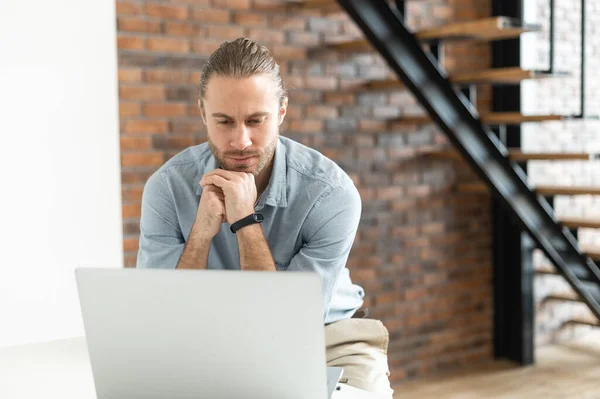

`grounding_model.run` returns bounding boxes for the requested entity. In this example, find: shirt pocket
[274,259,291,271]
